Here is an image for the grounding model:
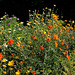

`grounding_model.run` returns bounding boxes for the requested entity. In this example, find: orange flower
[59,47,61,50]
[0,53,3,60]
[7,39,14,45]
[66,54,70,61]
[62,26,66,30]
[66,44,68,49]
[53,15,58,19]
[10,68,13,71]
[41,18,44,21]
[32,35,35,39]
[32,35,37,39]
[72,36,74,39]
[45,37,51,42]
[54,24,58,27]
[63,52,65,55]
[17,42,20,45]
[66,29,70,32]
[41,54,43,56]
[11,53,14,57]
[55,41,58,47]
[66,33,69,37]
[56,20,58,22]
[61,42,64,45]
[53,34,58,40]
[65,50,68,54]
[40,46,44,51]
[19,69,22,72]
[47,32,50,35]
[47,25,53,29]
[32,71,36,75]
[21,45,24,48]
[65,20,67,22]
[30,67,32,70]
